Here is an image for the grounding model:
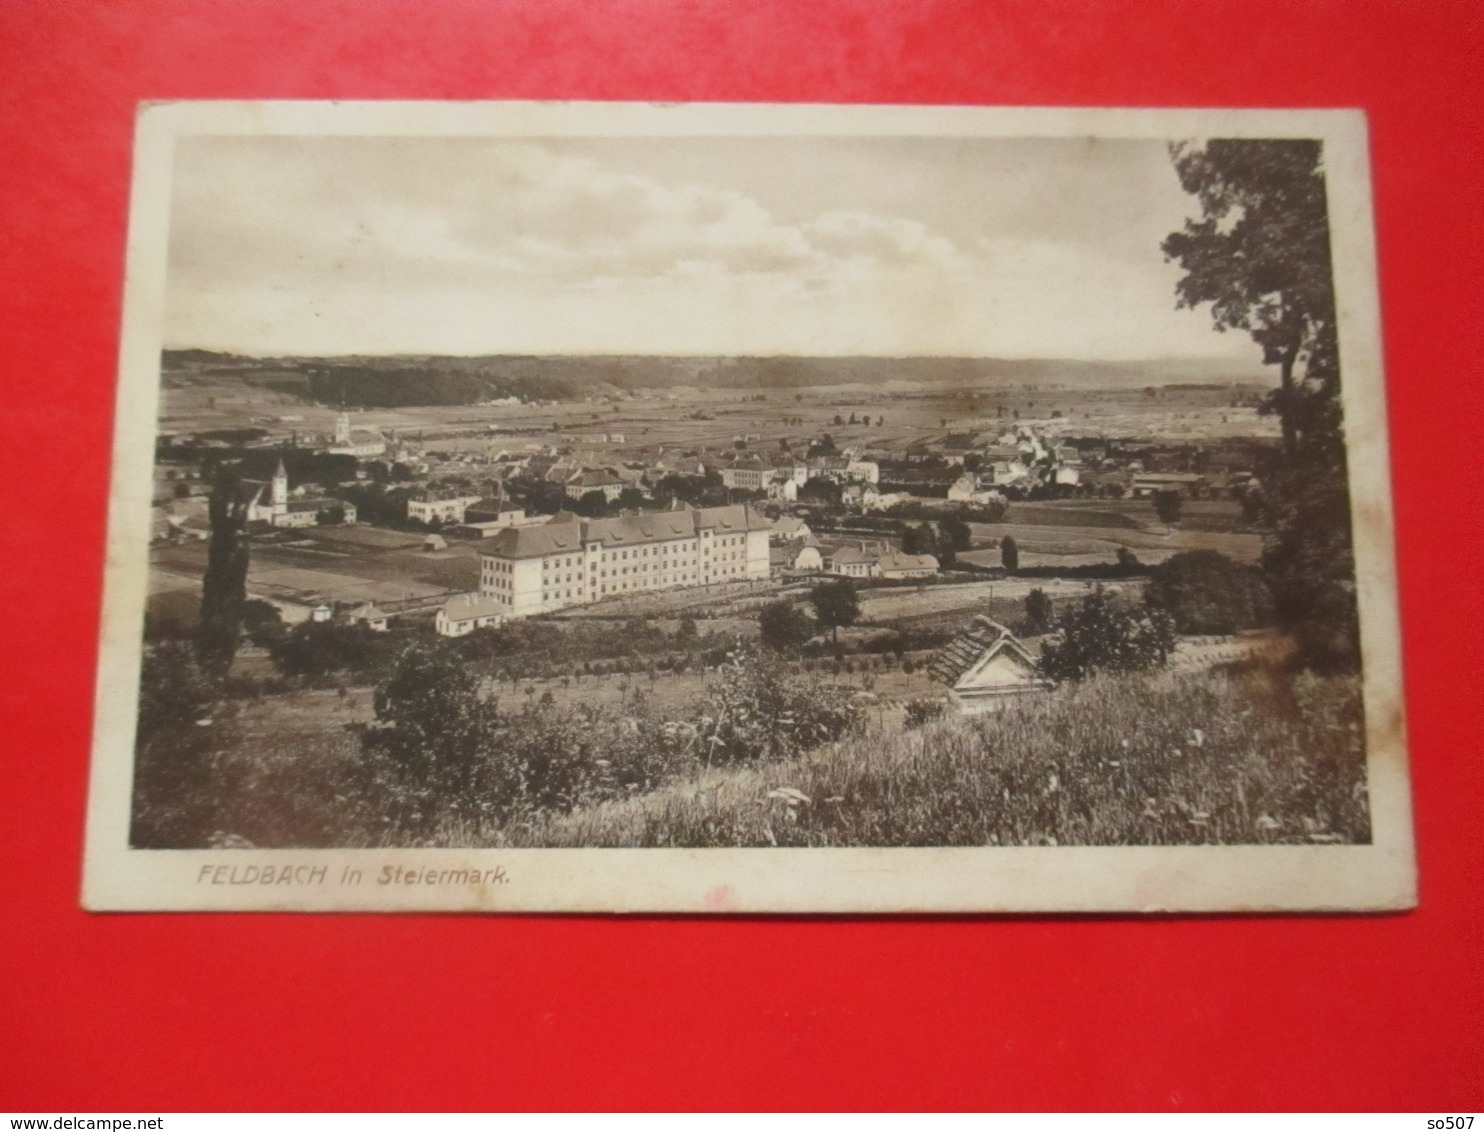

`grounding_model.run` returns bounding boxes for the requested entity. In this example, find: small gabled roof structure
[930,617,1049,712]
